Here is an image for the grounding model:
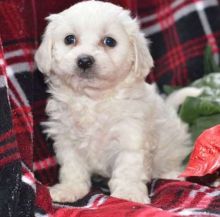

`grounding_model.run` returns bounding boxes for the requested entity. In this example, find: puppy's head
[35,1,153,92]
